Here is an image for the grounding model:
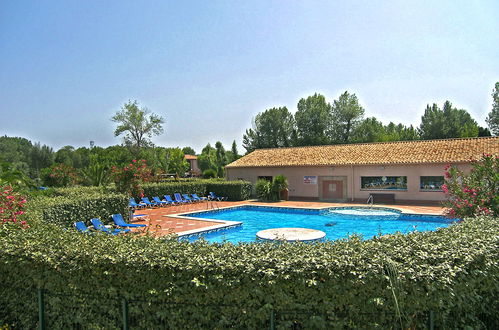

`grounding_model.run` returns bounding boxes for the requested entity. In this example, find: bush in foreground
[0,216,497,328]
